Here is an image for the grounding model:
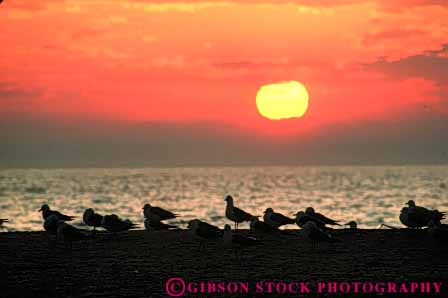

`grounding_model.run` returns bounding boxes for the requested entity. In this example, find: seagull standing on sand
[250,217,278,239]
[143,203,179,222]
[38,204,75,221]
[101,214,138,234]
[144,218,178,231]
[295,211,326,229]
[83,208,103,231]
[57,221,92,246]
[223,224,259,260]
[224,195,253,230]
[305,207,341,226]
[187,219,222,251]
[400,200,446,229]
[302,221,340,247]
[263,208,295,228]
